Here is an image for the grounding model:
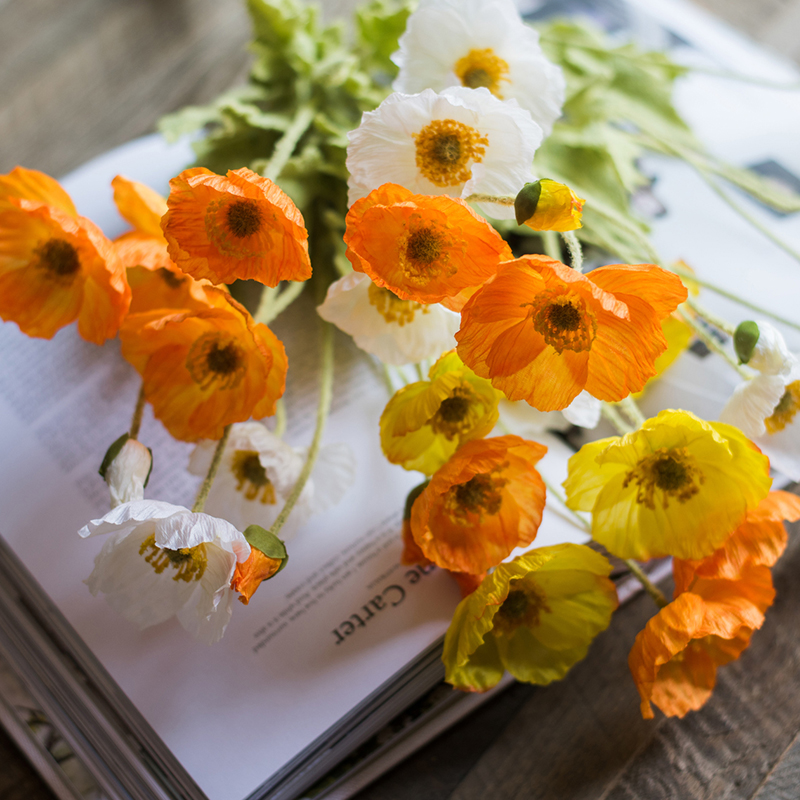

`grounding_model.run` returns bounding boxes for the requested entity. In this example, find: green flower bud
[733,320,760,364]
